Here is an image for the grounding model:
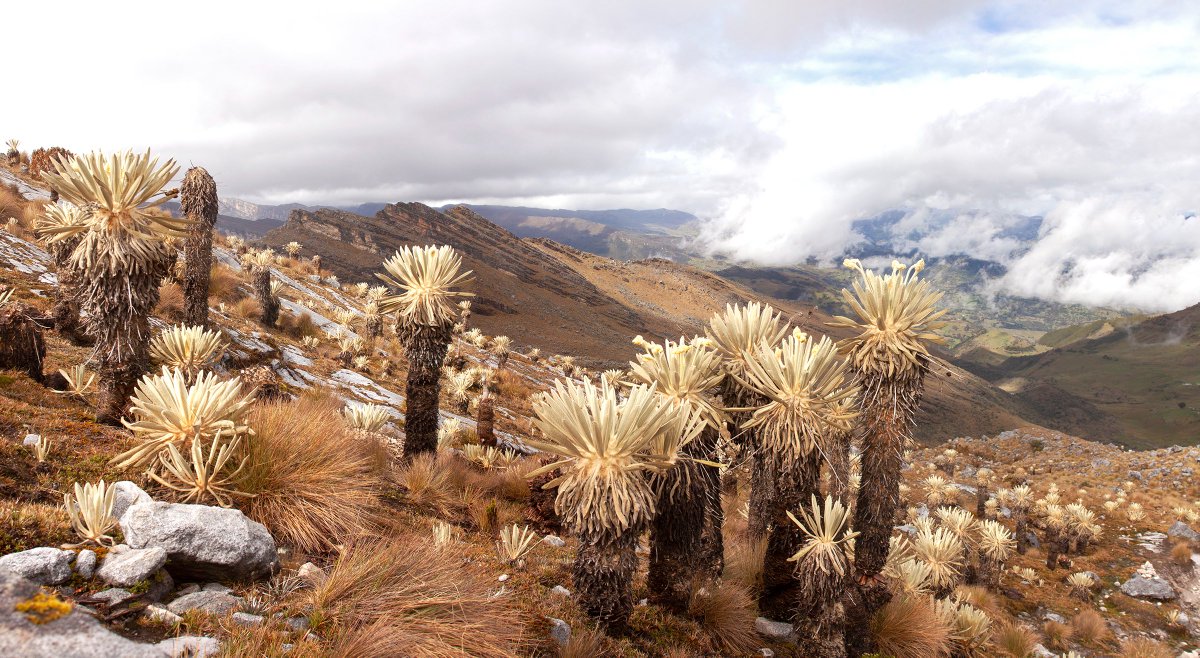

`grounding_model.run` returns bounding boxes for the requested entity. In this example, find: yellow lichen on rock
[15,591,73,624]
